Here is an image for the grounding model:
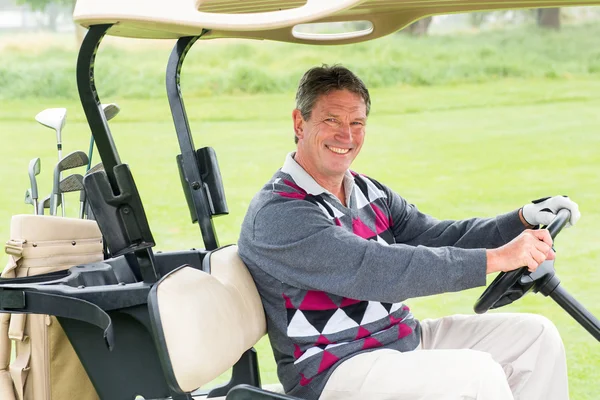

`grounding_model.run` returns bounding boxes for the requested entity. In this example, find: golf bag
[0,215,102,400]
